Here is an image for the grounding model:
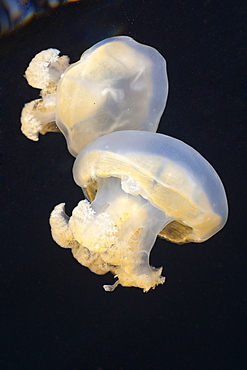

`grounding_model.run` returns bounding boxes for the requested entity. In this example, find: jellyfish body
[50,131,228,292]
[21,36,168,156]
[20,37,228,292]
